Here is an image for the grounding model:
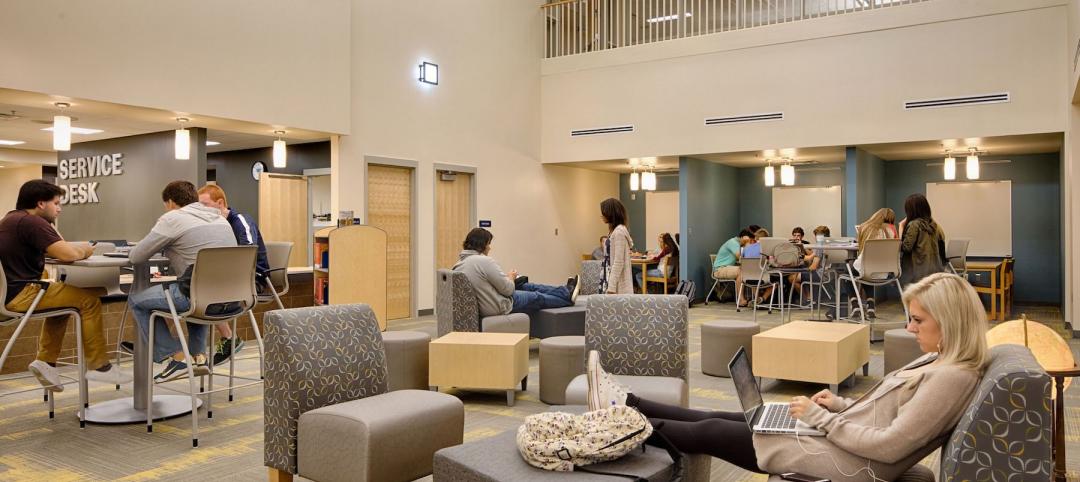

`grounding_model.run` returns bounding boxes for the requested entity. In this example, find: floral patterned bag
[516,406,655,474]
